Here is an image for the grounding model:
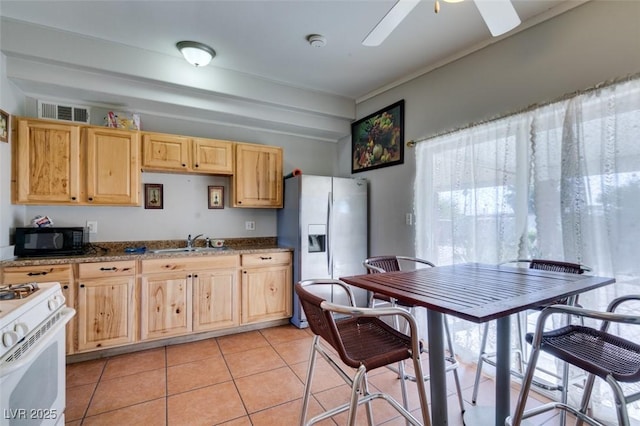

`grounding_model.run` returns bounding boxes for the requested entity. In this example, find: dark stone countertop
[2,237,292,267]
